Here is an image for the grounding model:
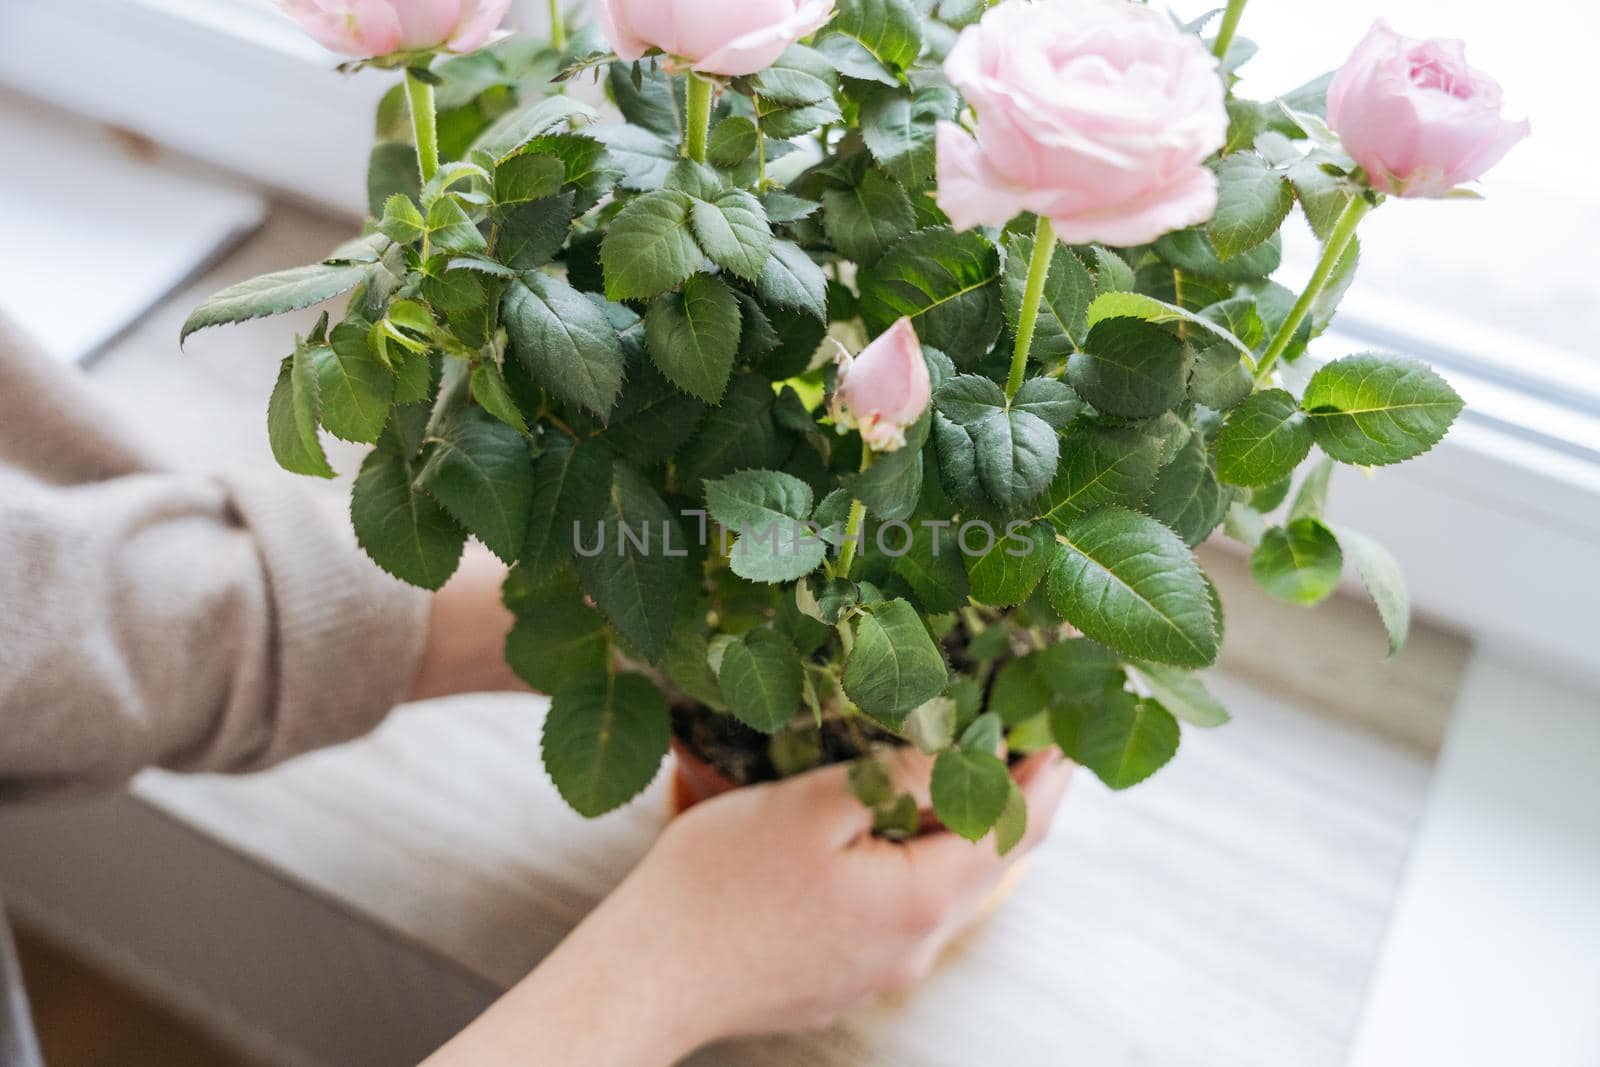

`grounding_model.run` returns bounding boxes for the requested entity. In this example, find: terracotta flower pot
[668,736,740,815]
